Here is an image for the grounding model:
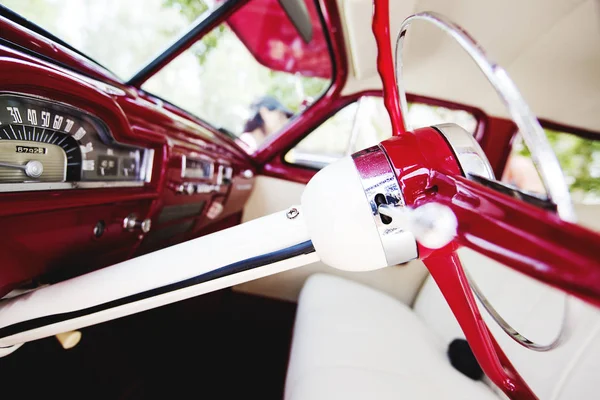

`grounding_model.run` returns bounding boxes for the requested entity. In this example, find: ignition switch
[93,220,106,238]
[374,194,392,225]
